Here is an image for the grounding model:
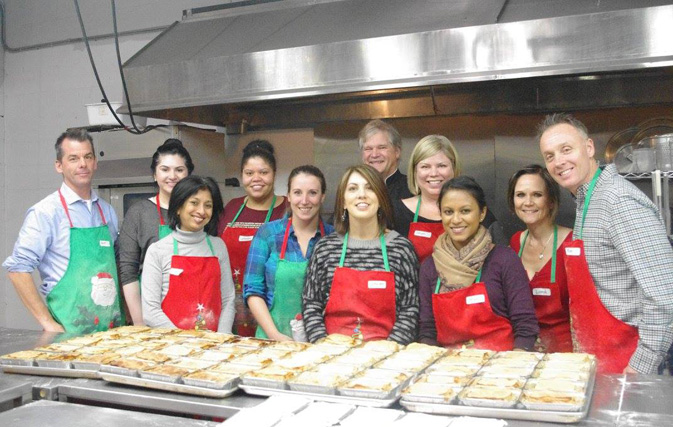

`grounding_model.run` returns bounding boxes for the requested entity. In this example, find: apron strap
[435,269,482,293]
[340,232,390,272]
[173,235,215,256]
[579,167,602,240]
[228,195,277,229]
[58,189,107,227]
[156,193,166,226]
[279,217,293,260]
[413,197,421,222]
[518,225,558,284]
[279,217,327,260]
